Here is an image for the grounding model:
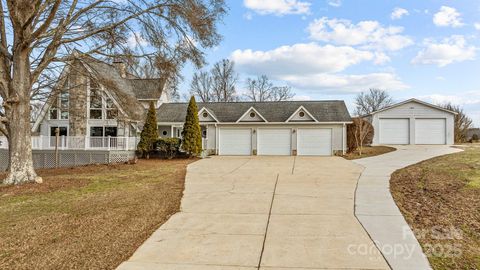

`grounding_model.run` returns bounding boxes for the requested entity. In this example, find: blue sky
[180,0,480,126]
